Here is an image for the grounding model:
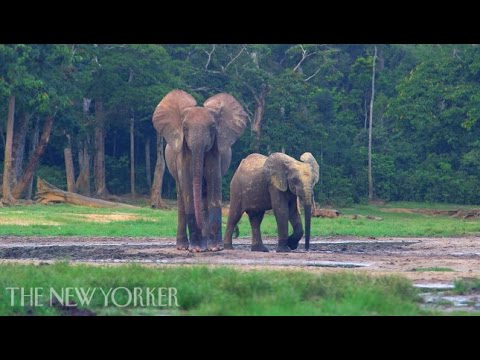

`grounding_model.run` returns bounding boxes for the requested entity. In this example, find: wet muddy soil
[0,235,479,285]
